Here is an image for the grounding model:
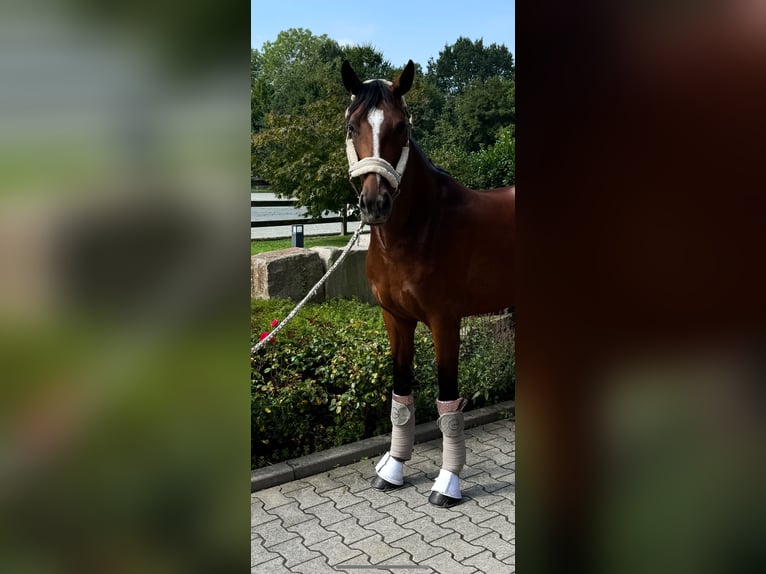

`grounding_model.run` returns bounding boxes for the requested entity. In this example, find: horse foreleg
[430,320,467,507]
[373,311,416,491]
